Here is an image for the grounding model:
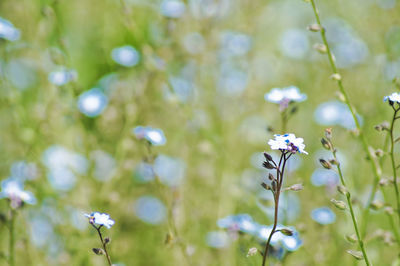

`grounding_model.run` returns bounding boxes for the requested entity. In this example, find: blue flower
[153,154,185,187]
[48,68,77,86]
[160,0,185,18]
[134,196,166,225]
[84,212,115,229]
[311,207,336,225]
[205,231,230,248]
[77,88,108,117]
[384,92,400,104]
[264,86,307,104]
[257,225,303,252]
[0,17,20,41]
[133,126,167,146]
[217,214,259,235]
[111,45,140,67]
